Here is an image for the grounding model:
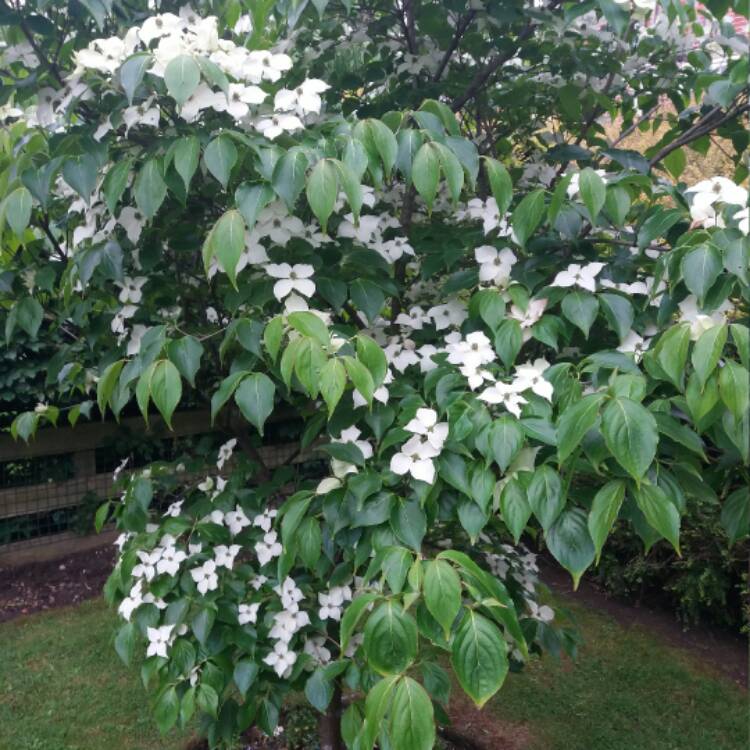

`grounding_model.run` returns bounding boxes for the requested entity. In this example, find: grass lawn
[1,596,746,750]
